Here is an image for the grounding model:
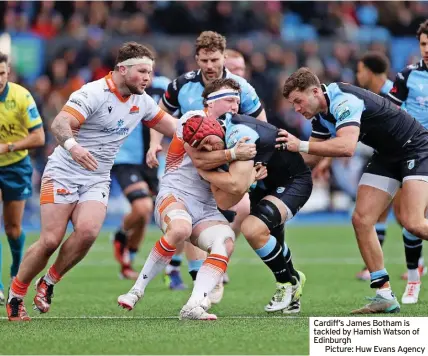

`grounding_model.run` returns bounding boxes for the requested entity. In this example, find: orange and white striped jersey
[159,110,213,201]
[49,72,165,175]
